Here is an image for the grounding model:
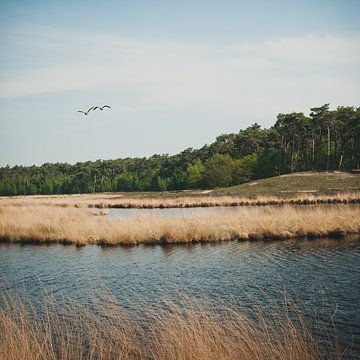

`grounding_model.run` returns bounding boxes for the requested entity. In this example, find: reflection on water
[1,236,360,357]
